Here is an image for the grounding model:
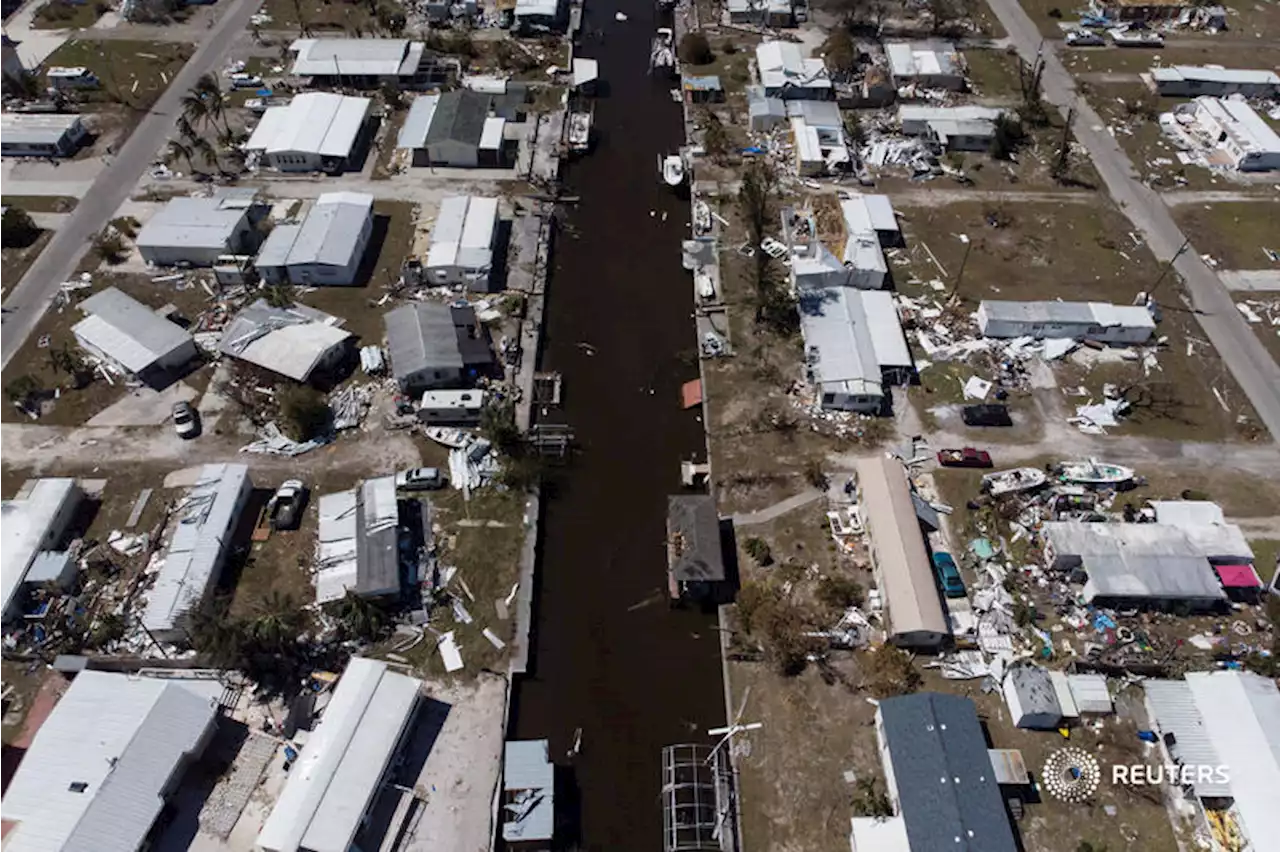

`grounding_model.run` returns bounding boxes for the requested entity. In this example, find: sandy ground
[85,381,198,427]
